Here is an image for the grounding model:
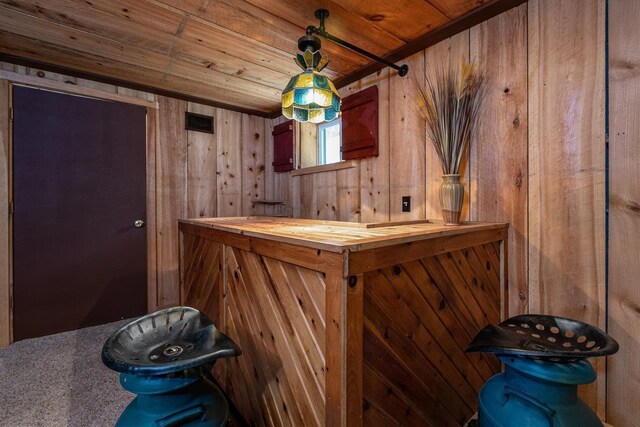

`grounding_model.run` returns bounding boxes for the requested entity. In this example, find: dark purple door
[12,85,147,341]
